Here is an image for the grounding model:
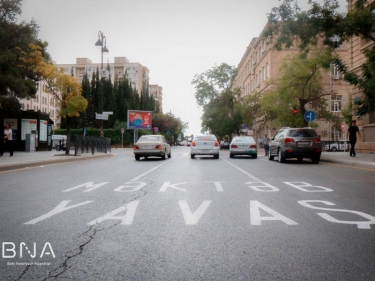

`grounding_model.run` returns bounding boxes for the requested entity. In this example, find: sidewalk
[0,148,374,172]
[0,149,115,172]
[258,148,375,169]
